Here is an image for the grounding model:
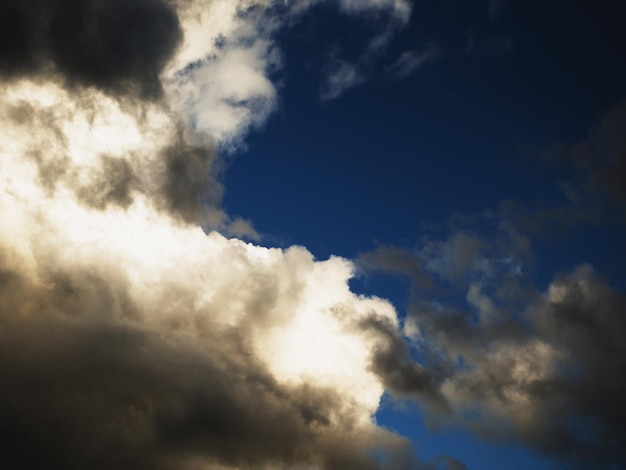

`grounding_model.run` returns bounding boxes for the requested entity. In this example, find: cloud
[0,72,420,467]
[387,45,442,80]
[436,265,626,467]
[165,4,281,148]
[497,101,626,237]
[0,1,463,468]
[357,245,435,290]
[358,215,626,469]
[542,101,626,210]
[0,0,182,99]
[320,59,364,101]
